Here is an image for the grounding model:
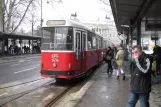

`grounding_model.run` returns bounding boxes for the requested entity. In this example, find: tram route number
[52,59,59,62]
